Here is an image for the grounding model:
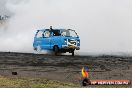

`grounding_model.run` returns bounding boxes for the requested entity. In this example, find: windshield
[61,29,78,37]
